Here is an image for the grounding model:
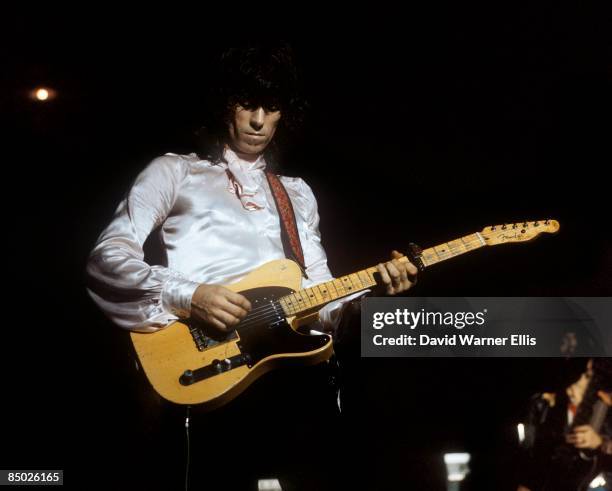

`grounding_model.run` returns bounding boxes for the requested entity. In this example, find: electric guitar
[539,386,611,491]
[131,219,559,410]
